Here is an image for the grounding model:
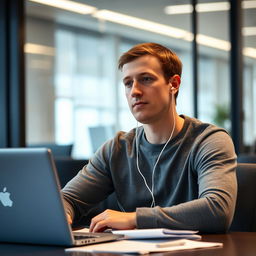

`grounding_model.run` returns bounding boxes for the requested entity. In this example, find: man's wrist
[128,212,137,228]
